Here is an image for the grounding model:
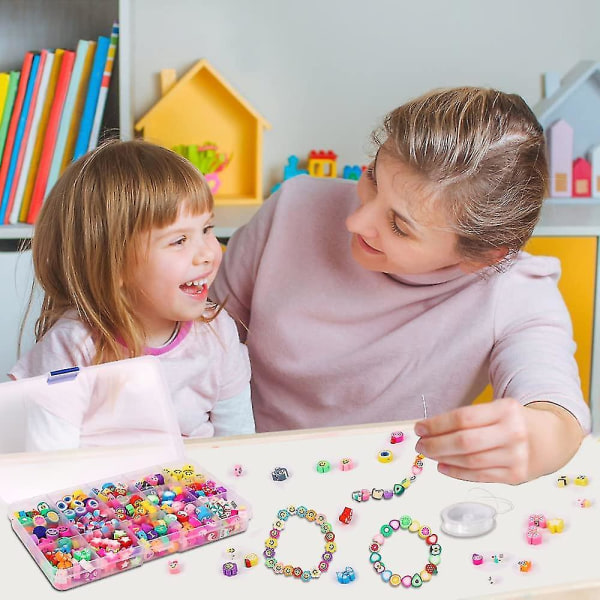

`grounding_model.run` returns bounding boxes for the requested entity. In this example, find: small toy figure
[233,464,243,477]
[271,467,289,481]
[575,474,589,486]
